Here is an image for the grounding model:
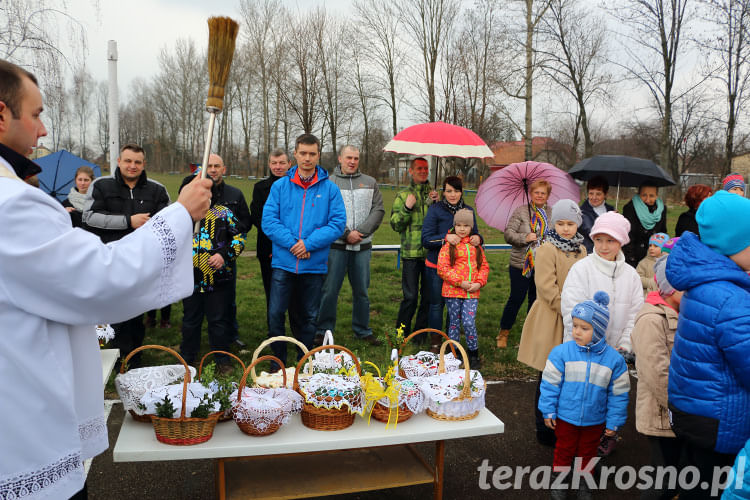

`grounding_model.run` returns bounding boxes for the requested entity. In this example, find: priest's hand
[178,175,213,221]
